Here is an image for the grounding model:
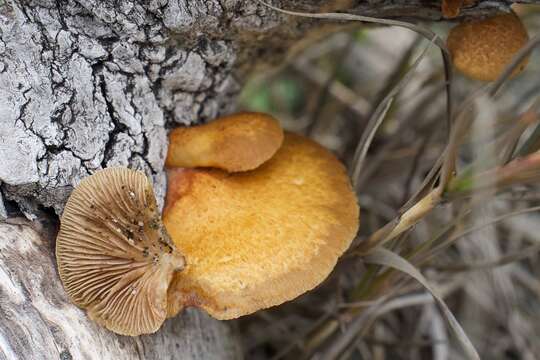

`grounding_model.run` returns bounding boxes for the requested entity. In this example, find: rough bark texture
[0,0,536,359]
[0,221,240,360]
